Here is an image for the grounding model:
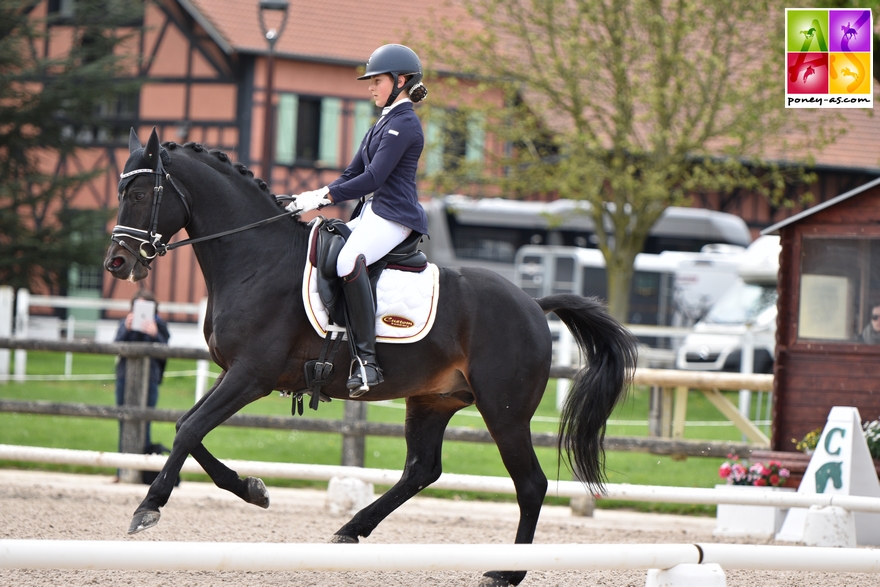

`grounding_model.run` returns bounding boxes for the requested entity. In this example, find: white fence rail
[4,444,876,512]
[4,540,880,573]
